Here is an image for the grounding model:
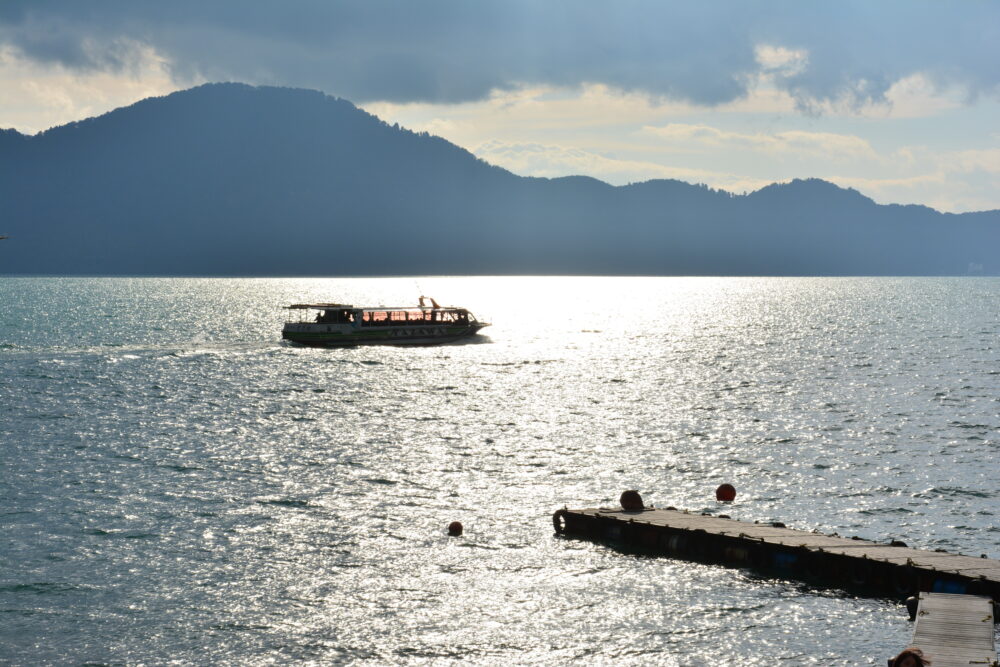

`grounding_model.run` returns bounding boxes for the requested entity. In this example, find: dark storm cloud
[1,1,997,107]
